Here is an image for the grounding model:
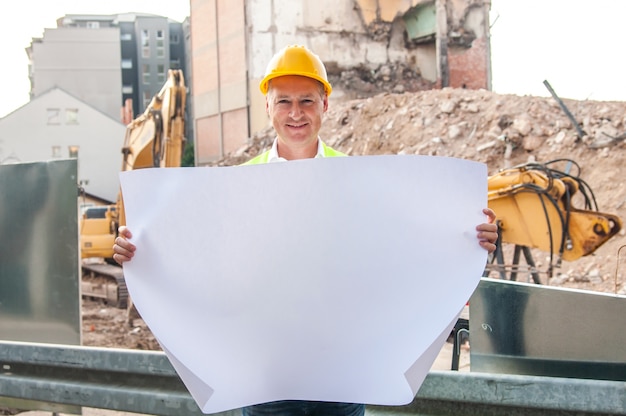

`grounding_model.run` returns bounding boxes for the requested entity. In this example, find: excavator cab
[80,206,117,260]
